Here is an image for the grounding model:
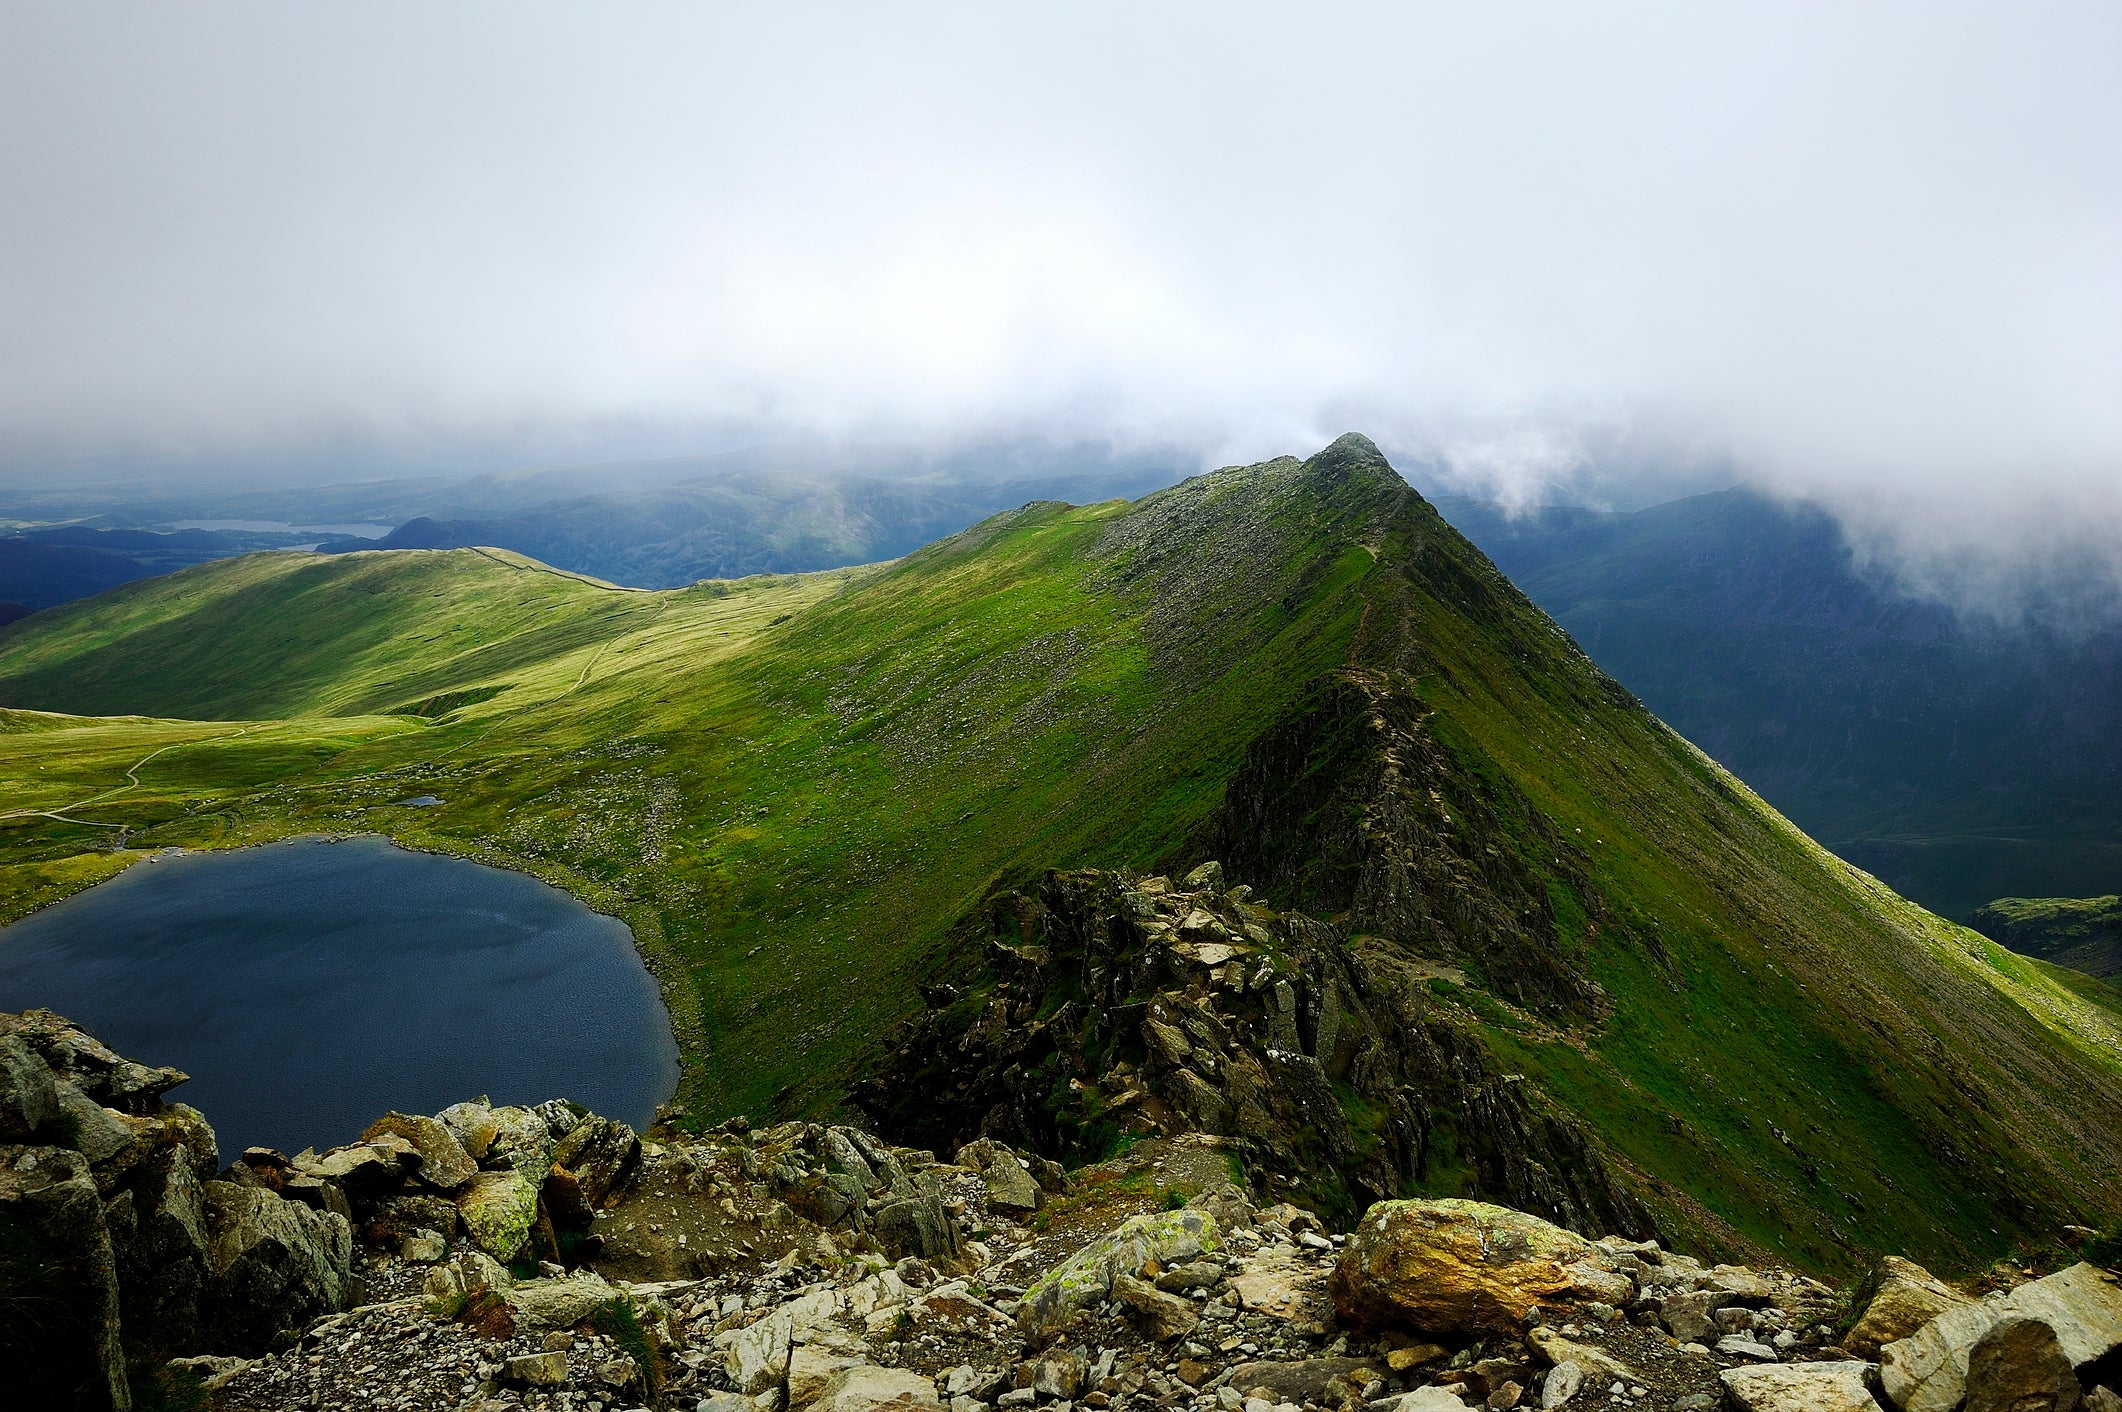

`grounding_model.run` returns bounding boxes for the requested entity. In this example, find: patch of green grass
[591,1296,665,1401]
